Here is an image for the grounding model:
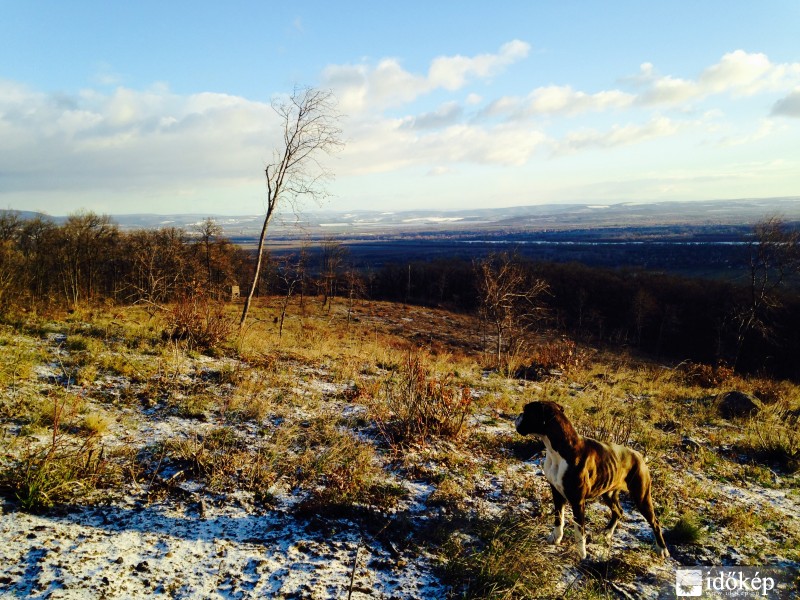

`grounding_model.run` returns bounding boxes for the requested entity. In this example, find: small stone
[716,391,762,419]
[135,561,150,573]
